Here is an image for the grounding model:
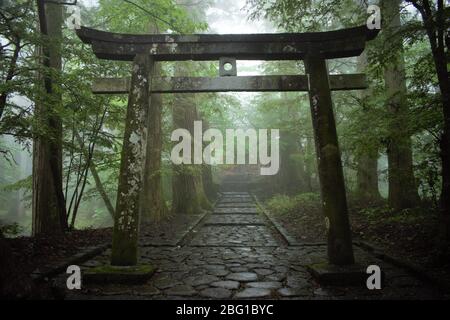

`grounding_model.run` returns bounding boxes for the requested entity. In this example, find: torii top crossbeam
[76,25,379,61]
